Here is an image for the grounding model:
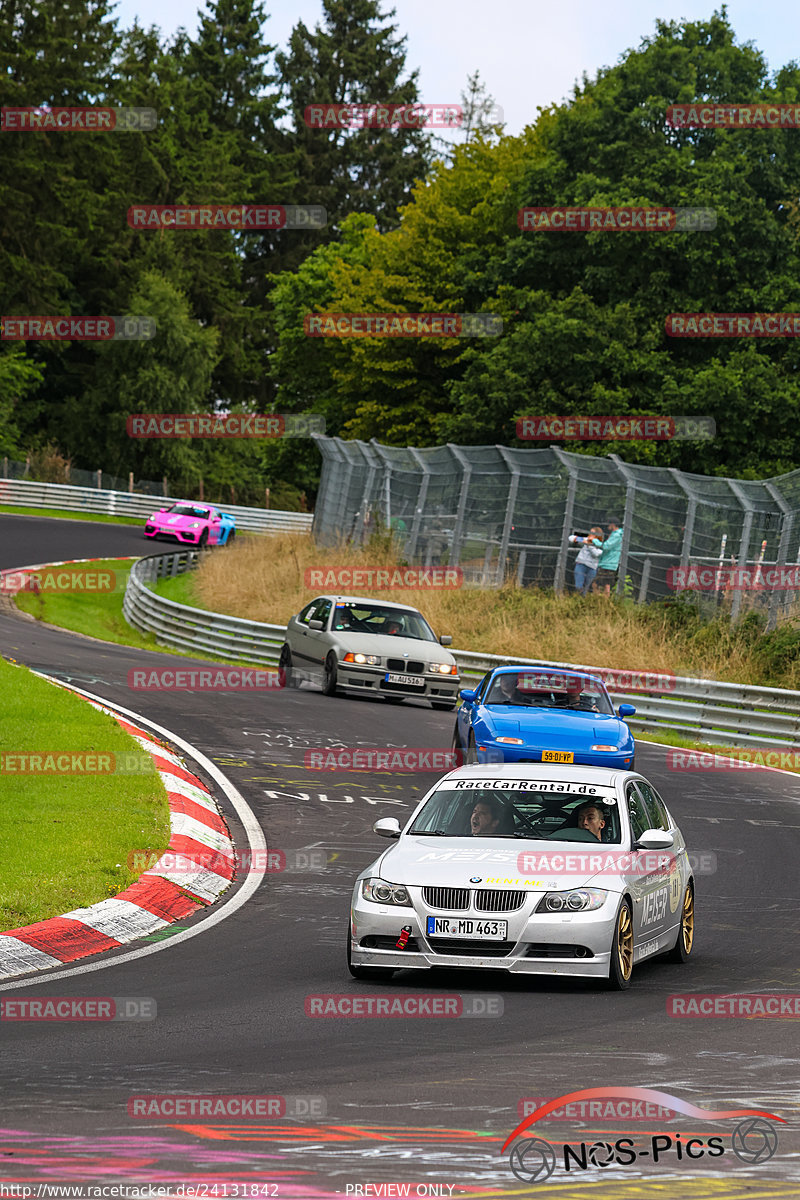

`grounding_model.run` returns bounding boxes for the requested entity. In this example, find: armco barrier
[0,478,313,534]
[123,552,800,750]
